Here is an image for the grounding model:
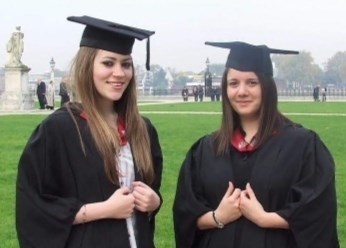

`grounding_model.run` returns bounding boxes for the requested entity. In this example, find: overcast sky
[1,0,345,74]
